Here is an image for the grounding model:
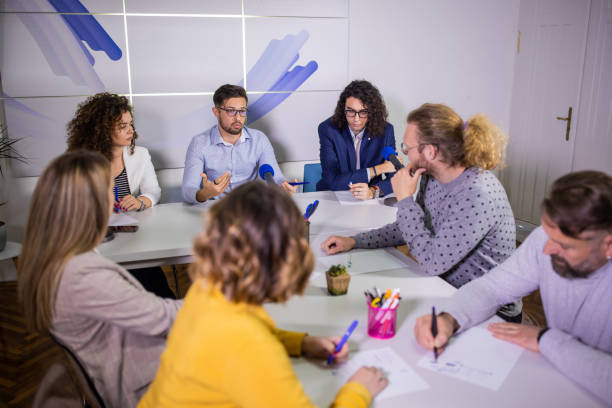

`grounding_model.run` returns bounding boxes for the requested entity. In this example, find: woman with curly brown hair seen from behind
[139,181,388,408]
[67,92,160,212]
[67,93,174,298]
[317,80,398,200]
[322,103,522,322]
